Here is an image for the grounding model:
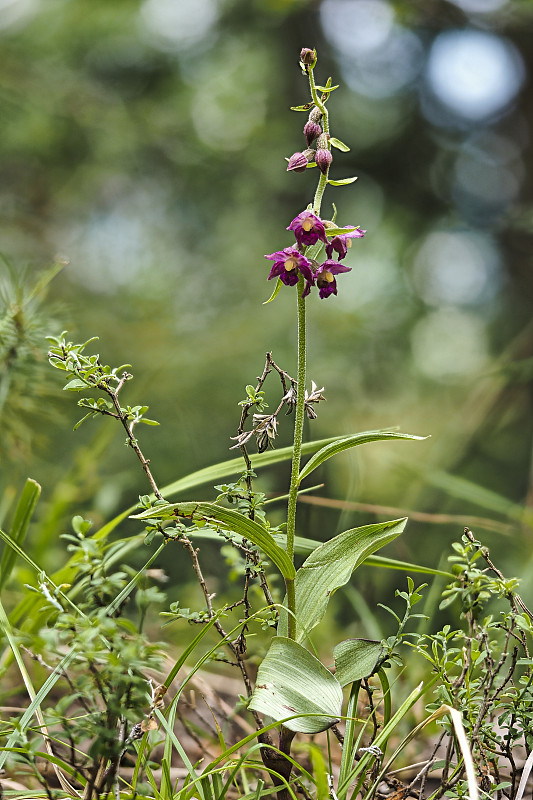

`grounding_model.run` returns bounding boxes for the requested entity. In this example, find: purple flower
[287,151,309,173]
[287,149,315,173]
[265,247,315,296]
[315,148,332,175]
[300,48,316,66]
[303,119,322,147]
[325,227,366,260]
[287,211,328,248]
[314,260,352,298]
